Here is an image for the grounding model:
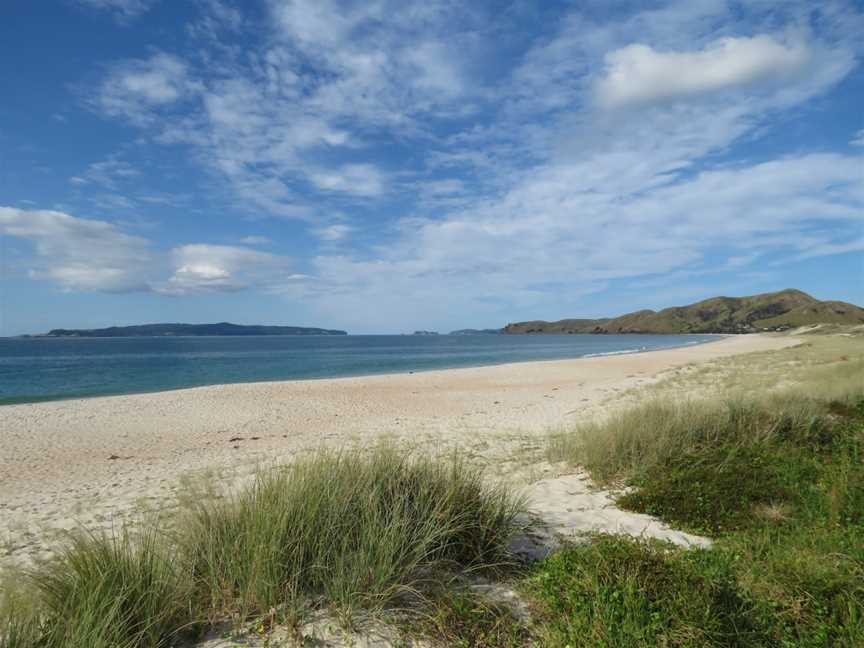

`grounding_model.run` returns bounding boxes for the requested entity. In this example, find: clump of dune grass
[549,379,863,530]
[180,447,523,625]
[1,447,523,647]
[0,595,42,648]
[1,527,194,648]
[0,529,193,648]
[550,381,862,486]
